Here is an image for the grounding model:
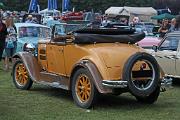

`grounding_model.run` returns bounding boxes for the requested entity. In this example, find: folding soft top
[73,28,145,44]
